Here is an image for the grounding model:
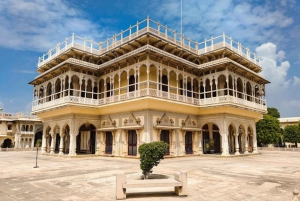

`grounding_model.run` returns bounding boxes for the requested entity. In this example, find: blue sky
[0,0,299,117]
